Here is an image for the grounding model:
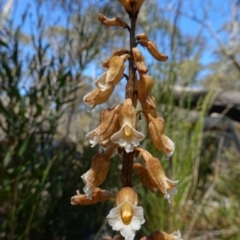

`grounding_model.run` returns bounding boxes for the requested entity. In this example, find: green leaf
[3,148,14,167]
[18,136,31,156]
